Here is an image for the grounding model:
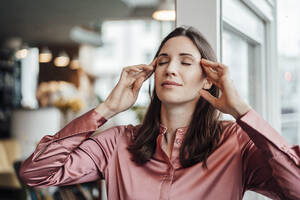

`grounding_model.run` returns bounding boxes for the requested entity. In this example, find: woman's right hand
[95,58,157,119]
